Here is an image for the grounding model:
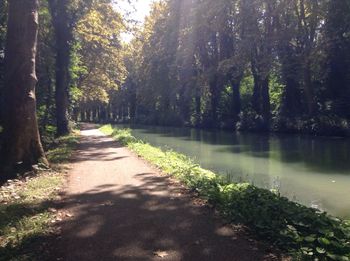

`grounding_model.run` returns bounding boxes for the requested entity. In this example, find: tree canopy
[0,0,349,173]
